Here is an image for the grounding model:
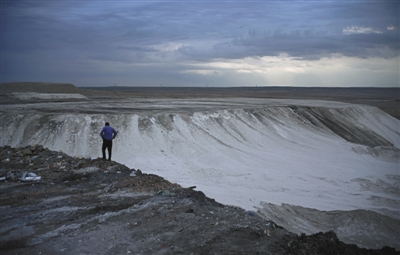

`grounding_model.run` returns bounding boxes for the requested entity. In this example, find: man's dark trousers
[102,139,113,161]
